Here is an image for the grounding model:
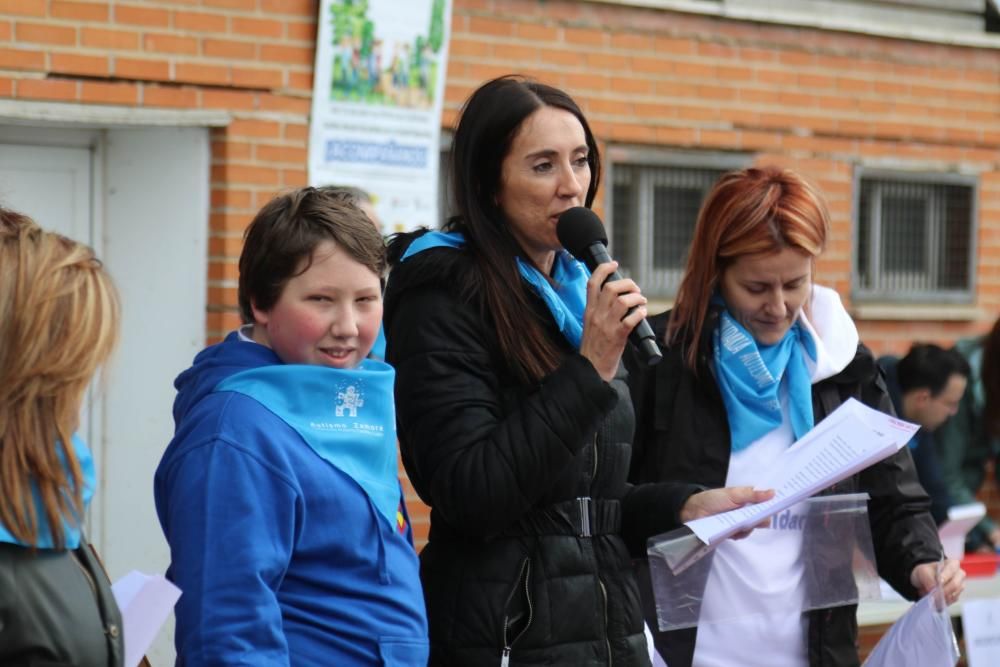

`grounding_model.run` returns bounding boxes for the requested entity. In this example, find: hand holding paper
[661,399,919,573]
